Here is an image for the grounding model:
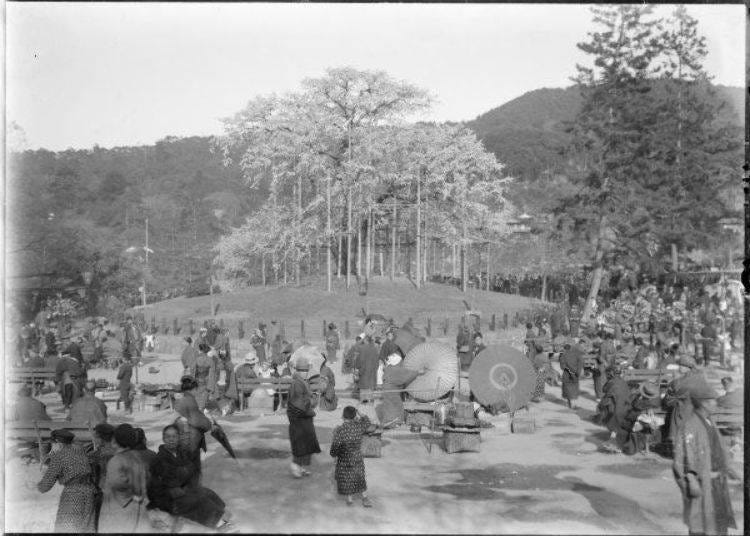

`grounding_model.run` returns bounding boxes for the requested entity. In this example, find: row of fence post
[123,305,558,343]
